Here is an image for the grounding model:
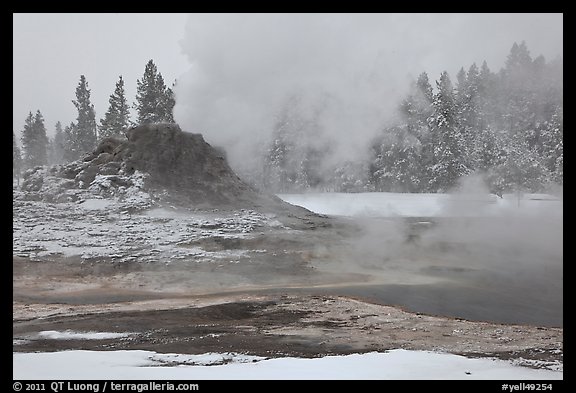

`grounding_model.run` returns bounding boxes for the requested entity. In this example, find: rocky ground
[13,291,562,371]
